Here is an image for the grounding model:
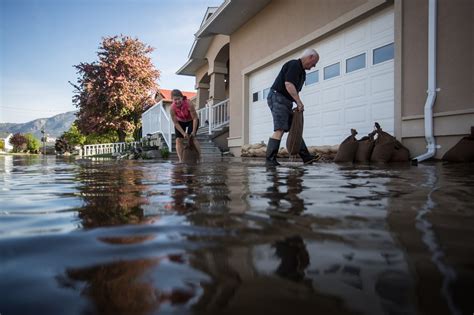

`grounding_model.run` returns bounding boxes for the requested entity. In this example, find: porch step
[159,128,223,156]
